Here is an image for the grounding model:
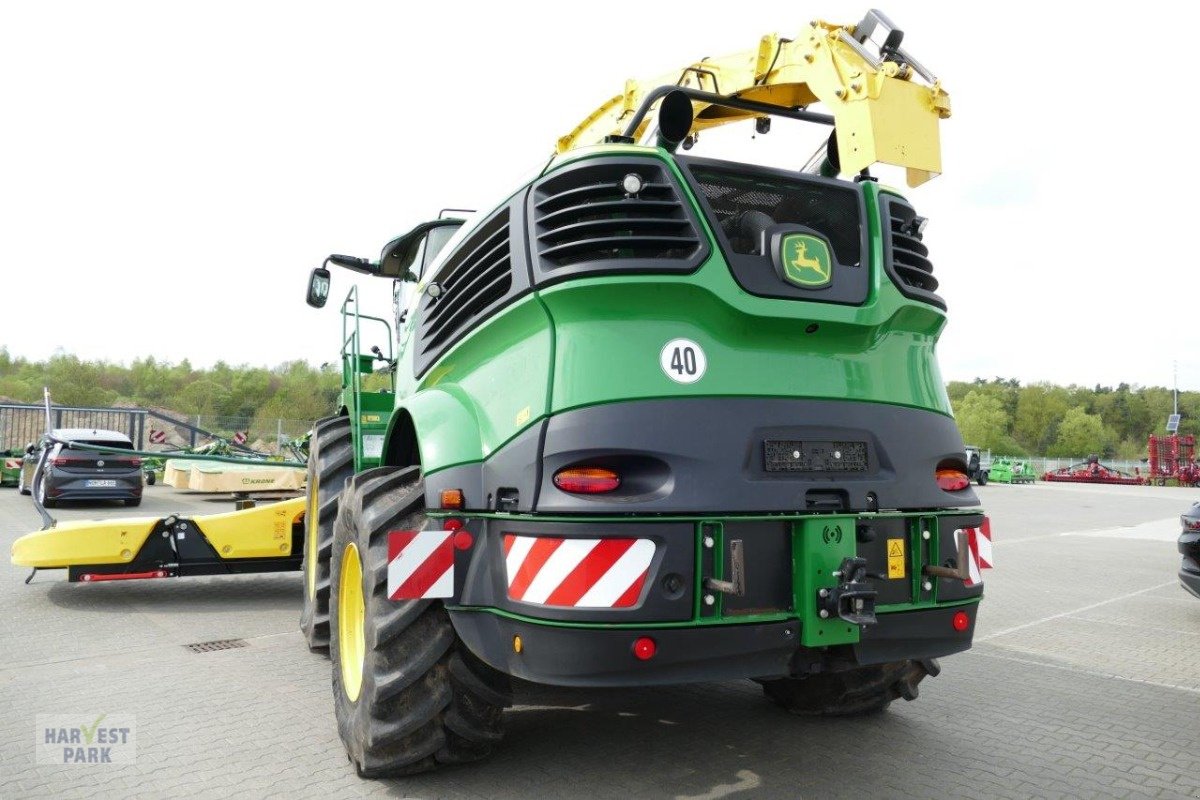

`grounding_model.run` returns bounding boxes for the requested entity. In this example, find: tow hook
[817,557,878,626]
[923,529,970,581]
